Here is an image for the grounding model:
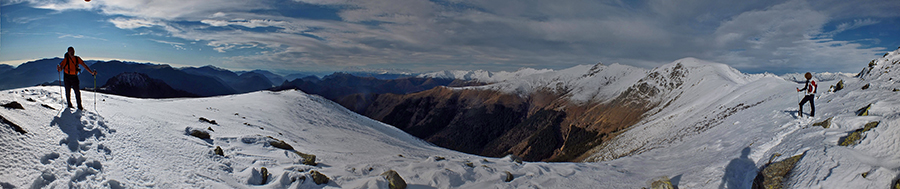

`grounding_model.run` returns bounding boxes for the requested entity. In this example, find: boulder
[381,170,407,189]
[260,167,269,184]
[503,171,514,182]
[834,80,844,92]
[199,117,218,125]
[214,146,224,156]
[267,136,294,150]
[811,117,832,129]
[752,153,805,189]
[189,129,210,140]
[839,122,879,146]
[310,170,329,185]
[649,176,675,189]
[857,104,872,116]
[294,151,317,166]
[1,101,24,109]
